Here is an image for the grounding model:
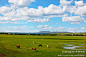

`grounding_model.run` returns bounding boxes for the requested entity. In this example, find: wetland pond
[63,44,86,50]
